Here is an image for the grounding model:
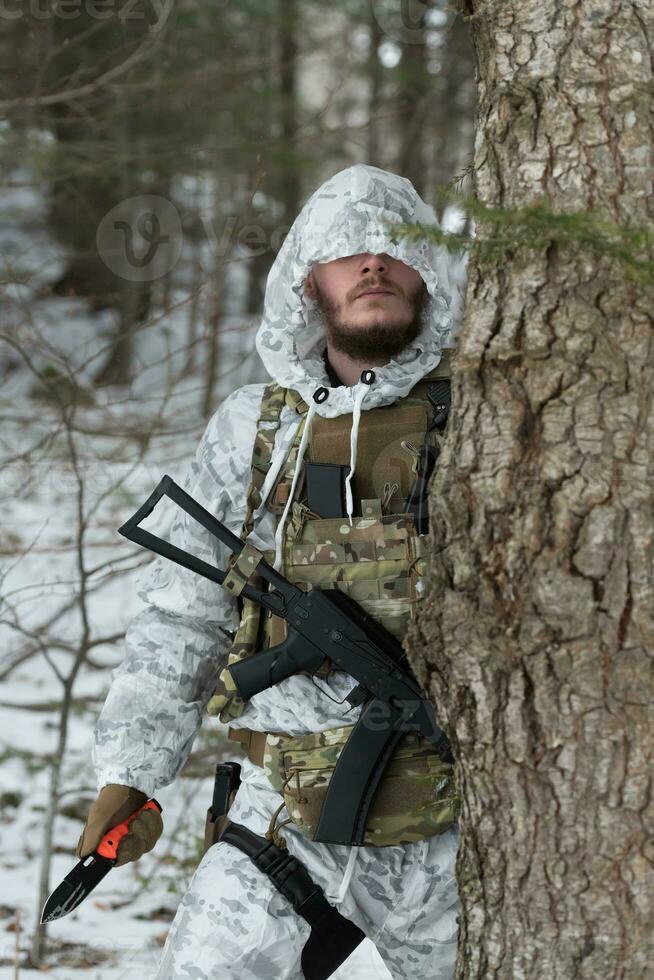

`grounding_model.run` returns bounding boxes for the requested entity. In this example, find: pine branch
[390,189,654,283]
